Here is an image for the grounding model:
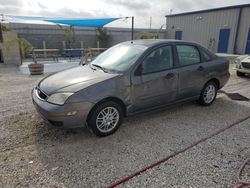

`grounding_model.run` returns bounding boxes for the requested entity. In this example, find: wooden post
[80,41,84,57]
[42,41,47,58]
[97,40,100,54]
[62,41,66,49]
[32,50,36,62]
